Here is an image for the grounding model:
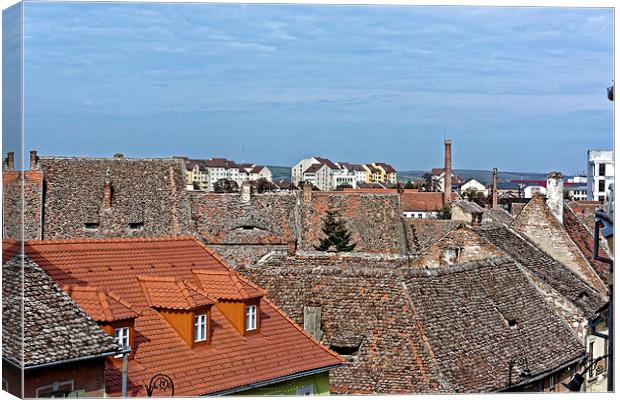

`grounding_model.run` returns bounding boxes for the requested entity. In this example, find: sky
[5,2,615,173]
